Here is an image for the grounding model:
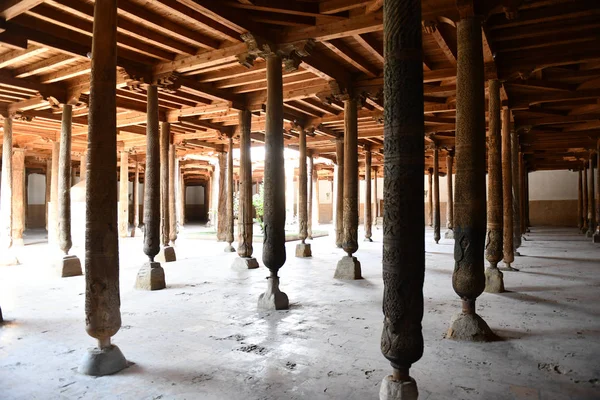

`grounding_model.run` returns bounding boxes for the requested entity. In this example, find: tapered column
[216,151,227,239]
[335,137,344,247]
[233,109,258,269]
[334,97,362,280]
[179,170,185,226]
[307,154,314,240]
[447,12,494,341]
[432,146,440,243]
[519,153,527,236]
[132,161,140,234]
[118,150,129,238]
[524,170,531,231]
[12,148,25,247]
[445,152,454,239]
[168,144,177,245]
[502,108,516,270]
[594,144,600,243]
[45,158,51,230]
[587,154,596,237]
[135,84,166,291]
[427,169,433,227]
[379,0,424,396]
[80,151,87,182]
[296,128,311,257]
[0,116,19,265]
[511,128,522,251]
[224,135,235,252]
[484,80,504,293]
[582,162,589,233]
[49,140,59,245]
[156,121,176,261]
[57,104,81,277]
[364,147,373,242]
[313,169,320,227]
[79,0,127,375]
[578,169,584,231]
[259,53,288,310]
[373,166,379,220]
